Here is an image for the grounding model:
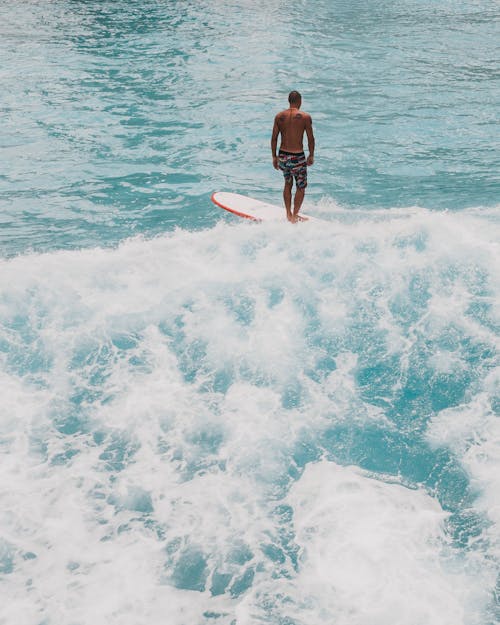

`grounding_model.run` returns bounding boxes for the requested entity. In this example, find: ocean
[0,1,499,624]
